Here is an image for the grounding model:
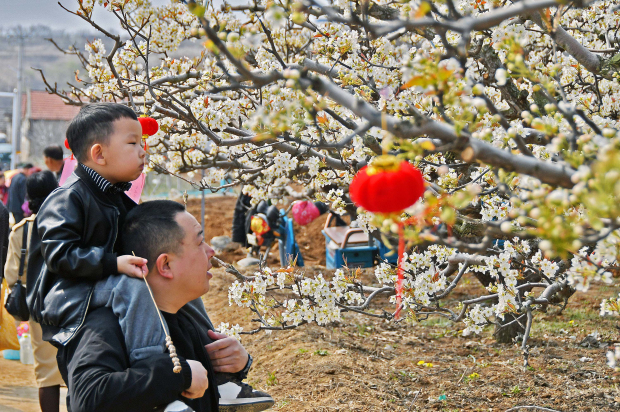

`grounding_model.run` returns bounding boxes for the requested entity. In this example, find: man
[43,145,65,181]
[56,200,273,412]
[8,163,34,224]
